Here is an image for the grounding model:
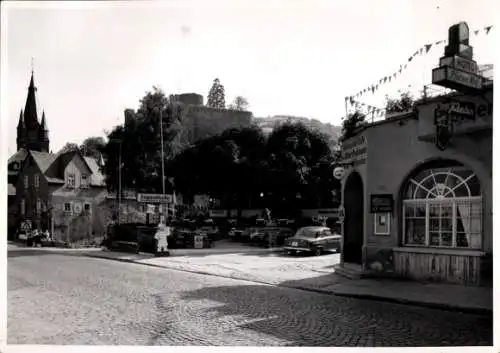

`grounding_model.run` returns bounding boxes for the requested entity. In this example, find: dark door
[343,172,364,264]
